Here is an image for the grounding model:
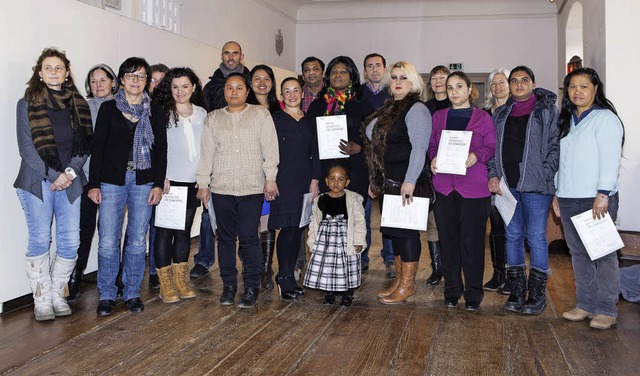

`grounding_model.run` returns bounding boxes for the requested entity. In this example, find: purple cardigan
[428,107,496,198]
